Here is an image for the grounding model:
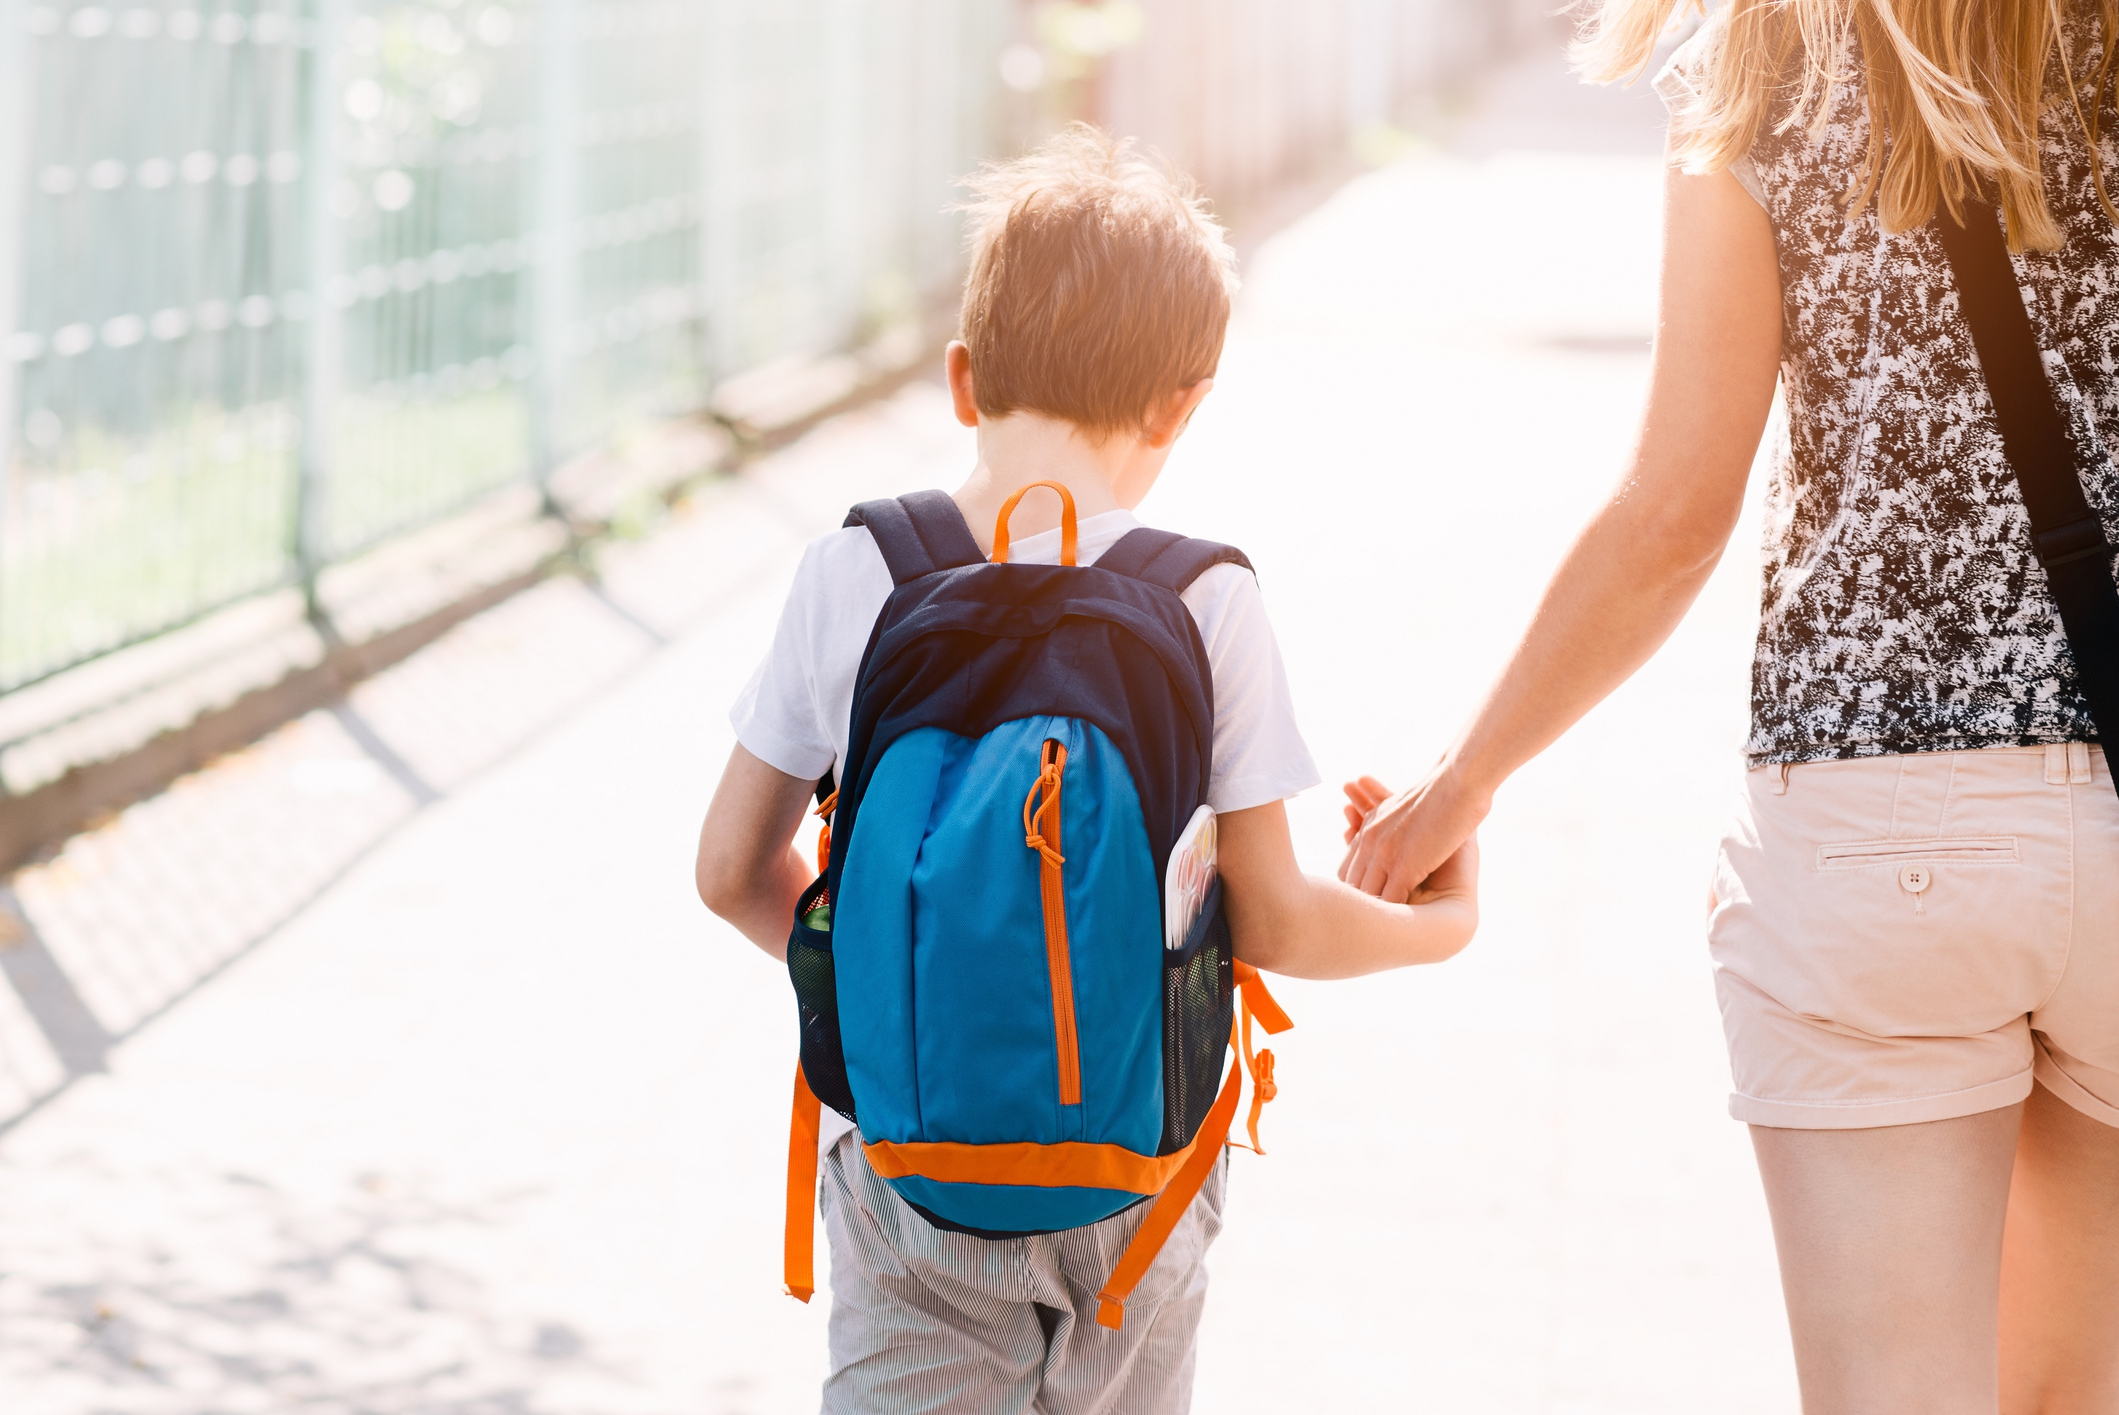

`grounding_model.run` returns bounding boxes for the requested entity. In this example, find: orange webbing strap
[1094,1019,1245,1330]
[1235,1007,1280,1154]
[990,480,1079,566]
[1235,961,1292,1032]
[1233,963,1292,1154]
[814,791,837,877]
[785,1063,822,1302]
